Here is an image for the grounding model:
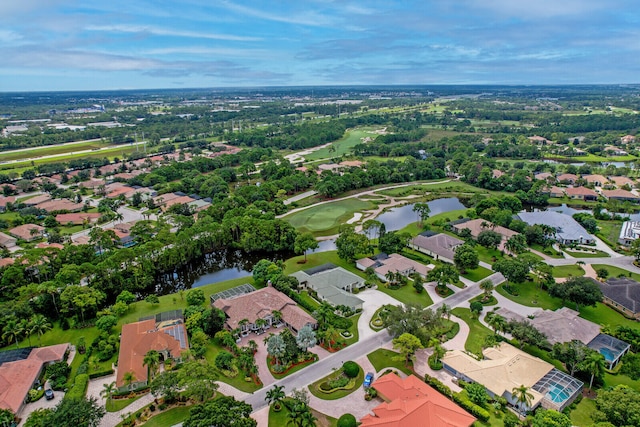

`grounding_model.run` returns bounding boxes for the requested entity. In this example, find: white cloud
[217,1,334,27]
[85,24,261,42]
